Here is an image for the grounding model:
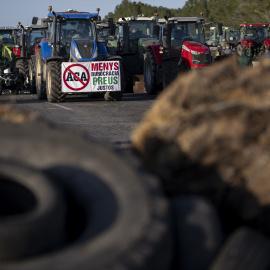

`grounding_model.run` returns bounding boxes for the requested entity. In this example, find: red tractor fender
[239,39,254,48]
[264,39,270,47]
[147,43,163,65]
